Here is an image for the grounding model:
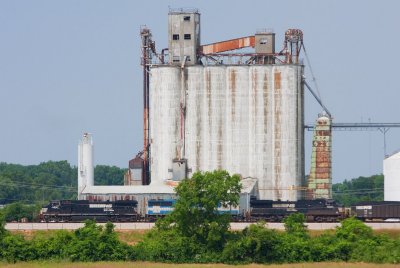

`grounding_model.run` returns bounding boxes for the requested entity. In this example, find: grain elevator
[139,9,305,201]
